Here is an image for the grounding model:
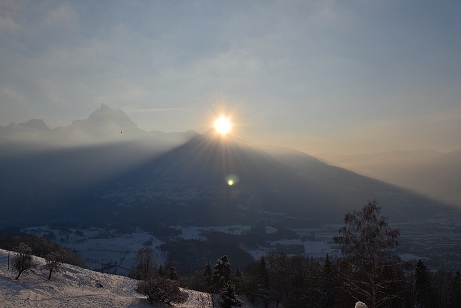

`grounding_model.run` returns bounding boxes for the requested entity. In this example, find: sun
[214,115,232,135]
